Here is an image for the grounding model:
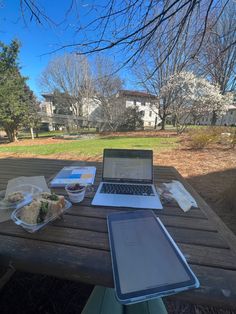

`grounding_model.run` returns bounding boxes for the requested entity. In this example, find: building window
[140,110,145,117]
[149,111,152,117]
[149,122,152,126]
[126,100,134,107]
